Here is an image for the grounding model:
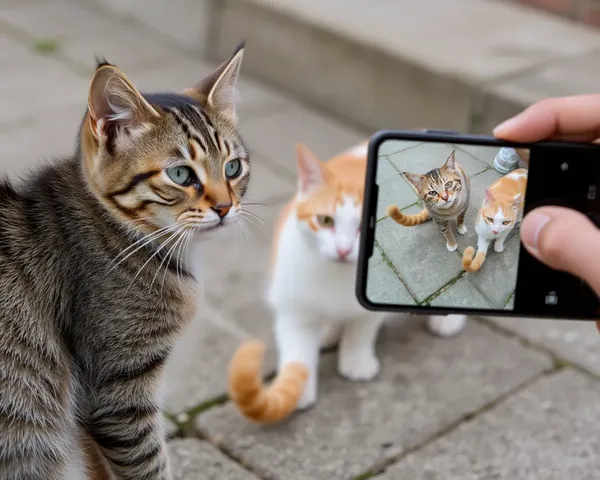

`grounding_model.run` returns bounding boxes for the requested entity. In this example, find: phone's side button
[422,129,460,135]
